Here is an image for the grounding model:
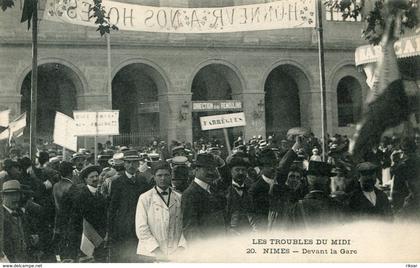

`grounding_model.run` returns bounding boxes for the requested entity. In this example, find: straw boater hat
[1,180,33,194]
[108,152,124,166]
[122,150,142,161]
